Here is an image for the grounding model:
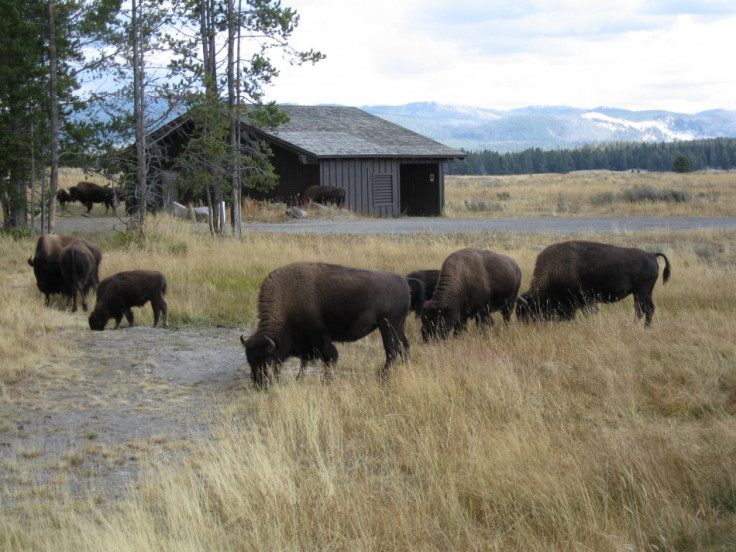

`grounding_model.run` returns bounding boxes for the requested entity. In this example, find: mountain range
[361,102,736,153]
